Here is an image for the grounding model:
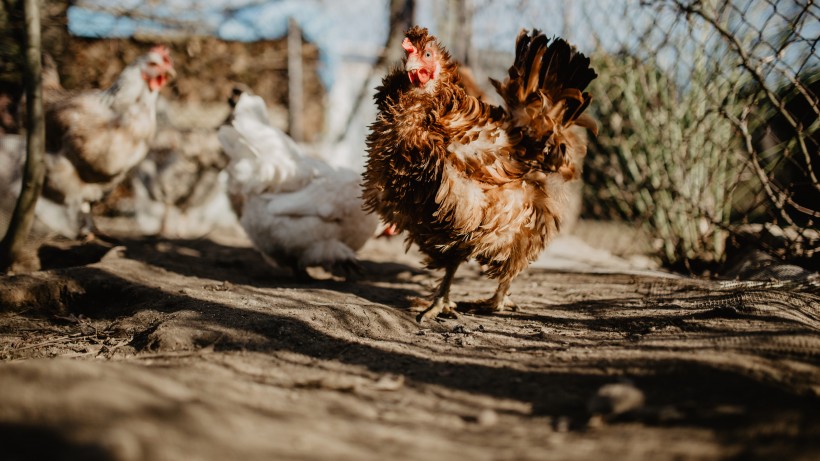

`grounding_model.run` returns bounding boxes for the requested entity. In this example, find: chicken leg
[78,201,108,242]
[417,262,460,323]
